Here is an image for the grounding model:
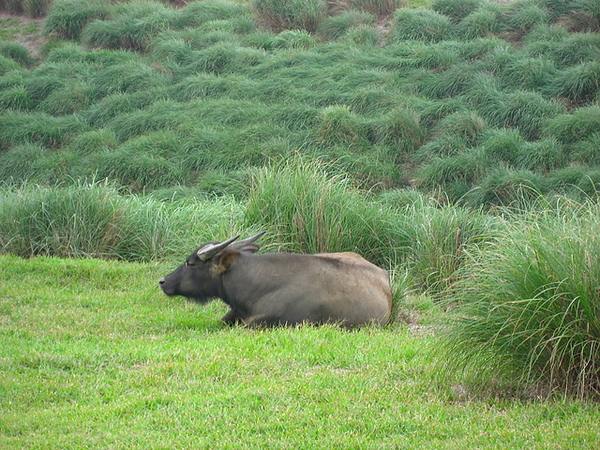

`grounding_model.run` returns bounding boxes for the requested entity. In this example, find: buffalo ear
[239,243,260,254]
[212,250,240,275]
